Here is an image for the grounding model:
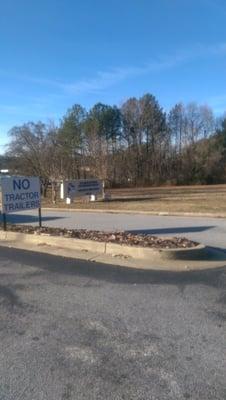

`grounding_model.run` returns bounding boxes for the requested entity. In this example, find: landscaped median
[0,225,226,271]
